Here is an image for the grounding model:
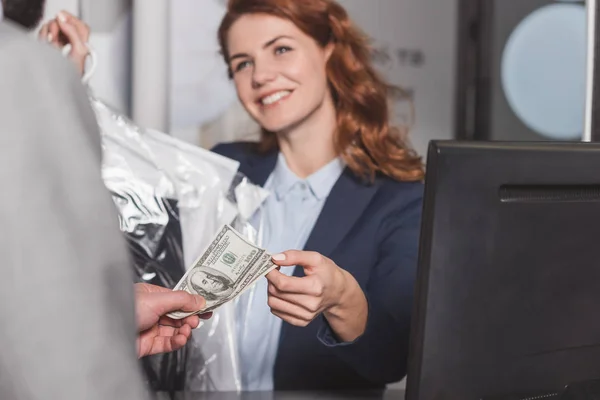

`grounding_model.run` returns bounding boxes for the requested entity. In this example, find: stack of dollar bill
[167,225,277,319]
